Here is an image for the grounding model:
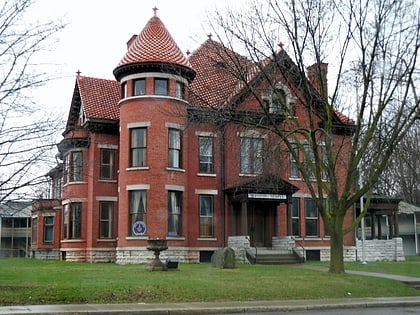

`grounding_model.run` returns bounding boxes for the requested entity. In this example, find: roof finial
[207,34,213,40]
[278,42,284,50]
[76,70,81,76]
[153,6,158,16]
